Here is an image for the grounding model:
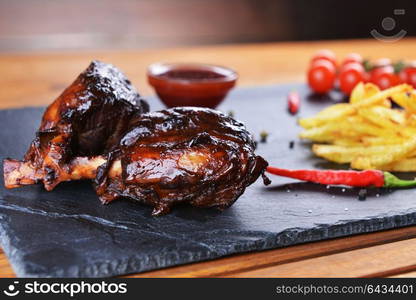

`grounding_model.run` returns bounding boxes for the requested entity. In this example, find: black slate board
[1,83,416,278]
